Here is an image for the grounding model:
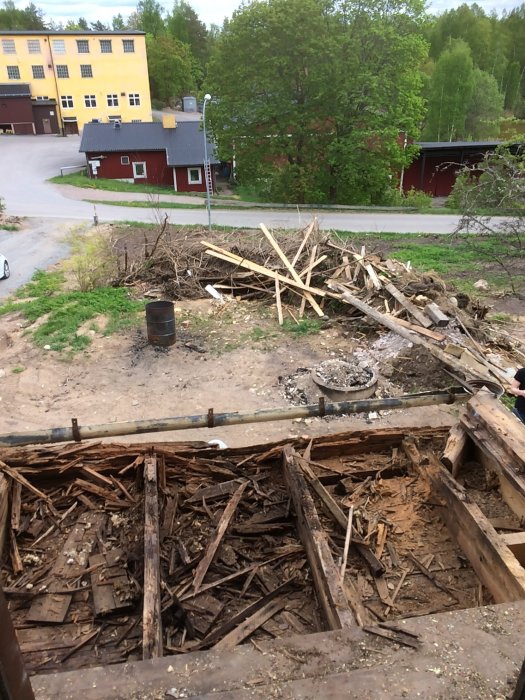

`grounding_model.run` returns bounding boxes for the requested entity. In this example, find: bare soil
[0,296,463,448]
